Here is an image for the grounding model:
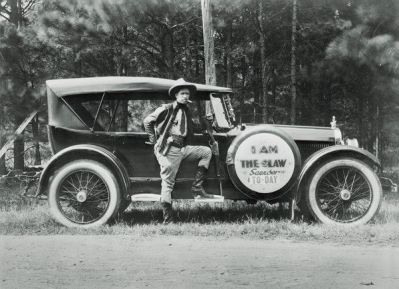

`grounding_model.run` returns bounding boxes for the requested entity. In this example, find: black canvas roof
[46,77,232,98]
